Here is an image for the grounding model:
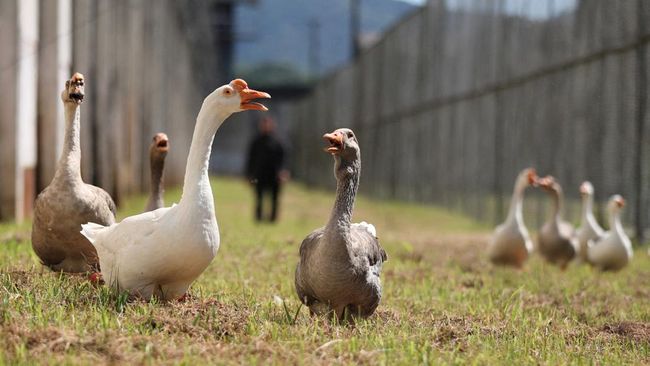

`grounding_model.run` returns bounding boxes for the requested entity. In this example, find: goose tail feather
[80,222,107,245]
